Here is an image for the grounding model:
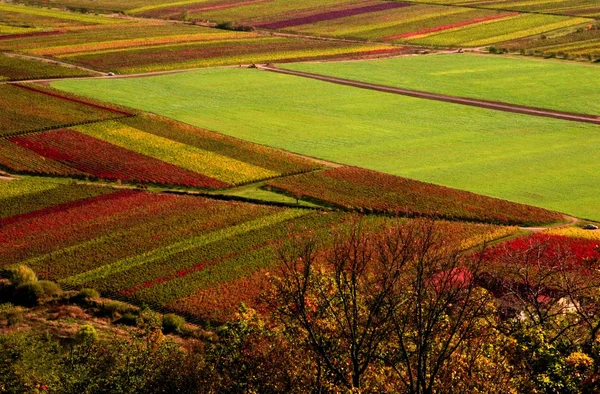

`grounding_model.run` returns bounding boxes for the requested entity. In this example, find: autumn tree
[269,218,497,393]
[487,236,600,393]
